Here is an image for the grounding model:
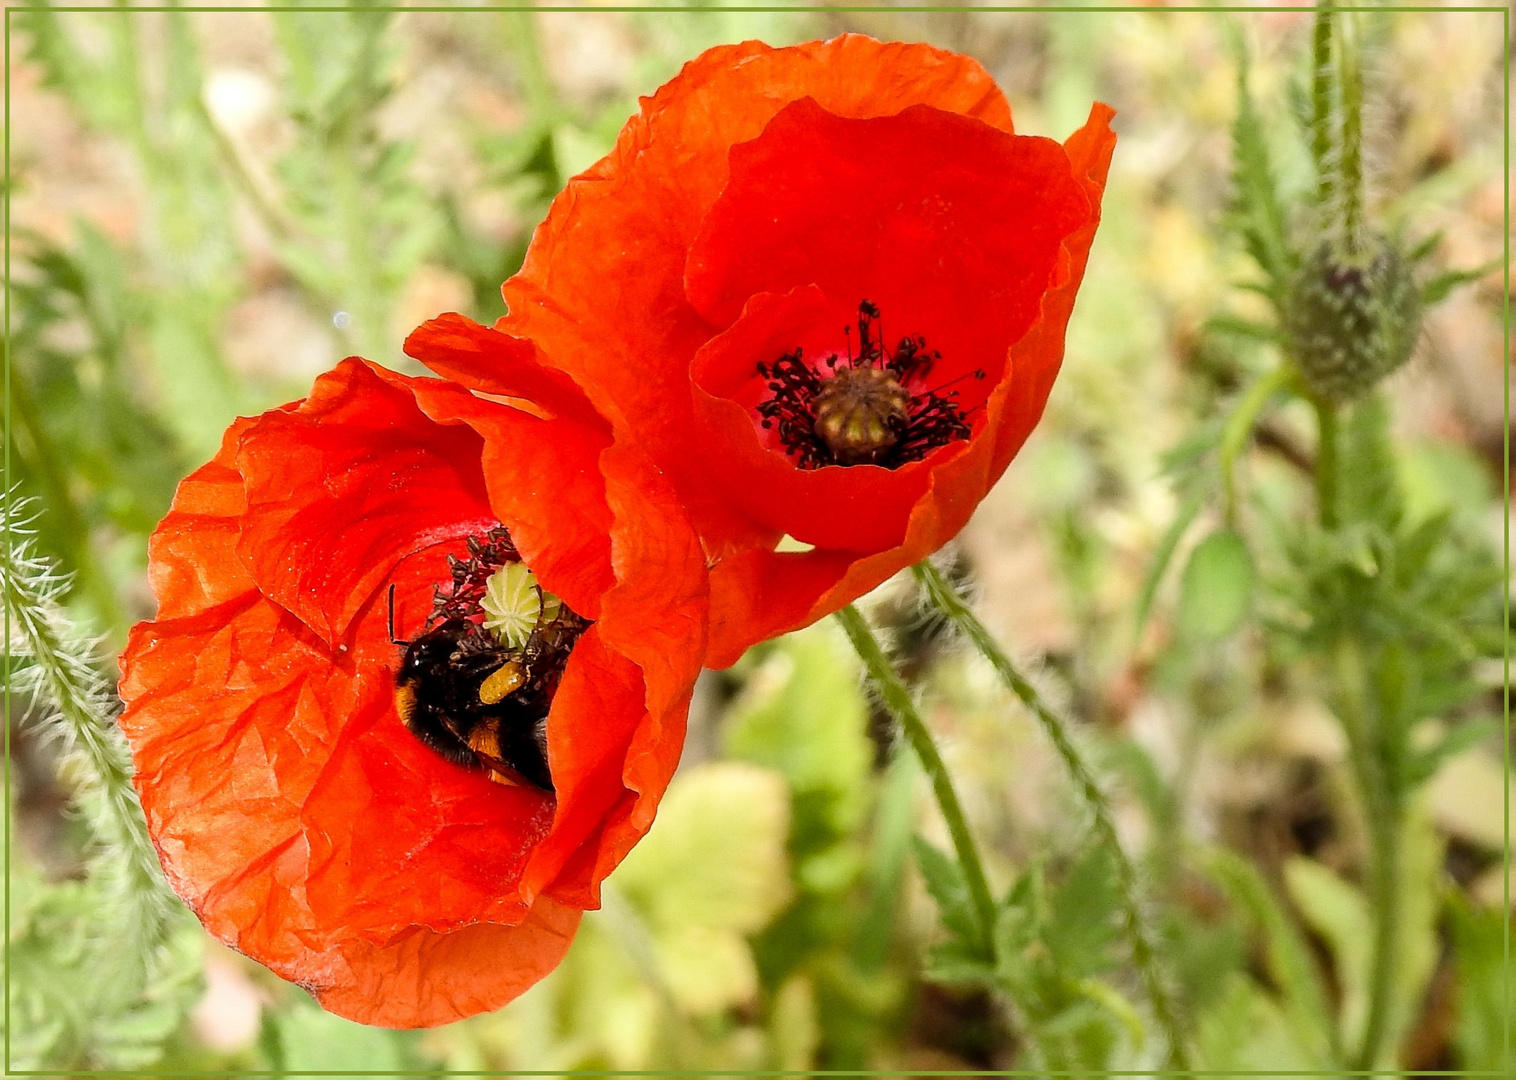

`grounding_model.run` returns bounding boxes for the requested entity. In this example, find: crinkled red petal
[119,355,708,1025]
[233,361,498,649]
